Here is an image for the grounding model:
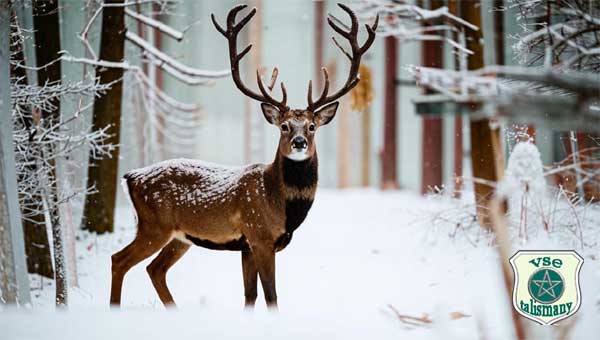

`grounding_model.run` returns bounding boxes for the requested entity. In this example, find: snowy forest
[1,0,600,339]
